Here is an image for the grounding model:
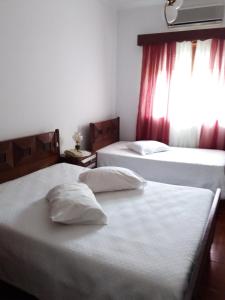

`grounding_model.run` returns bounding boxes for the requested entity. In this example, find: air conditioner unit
[169,5,224,27]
